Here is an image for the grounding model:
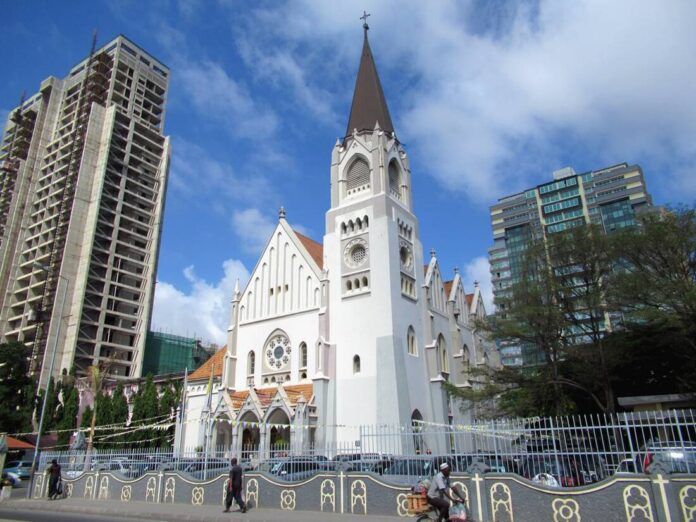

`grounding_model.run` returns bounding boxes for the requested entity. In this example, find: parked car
[3,460,32,481]
[1,471,22,487]
[461,454,519,474]
[615,458,637,474]
[635,441,696,474]
[256,458,287,473]
[518,455,585,487]
[158,458,230,480]
[270,459,325,481]
[379,457,437,484]
[92,457,141,478]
